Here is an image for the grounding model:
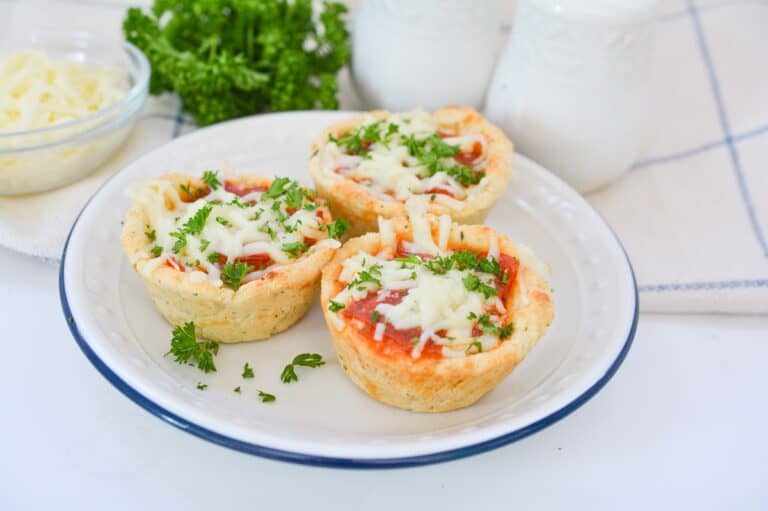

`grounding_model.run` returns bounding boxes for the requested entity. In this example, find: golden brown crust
[320,218,554,412]
[308,106,514,237]
[121,172,337,343]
